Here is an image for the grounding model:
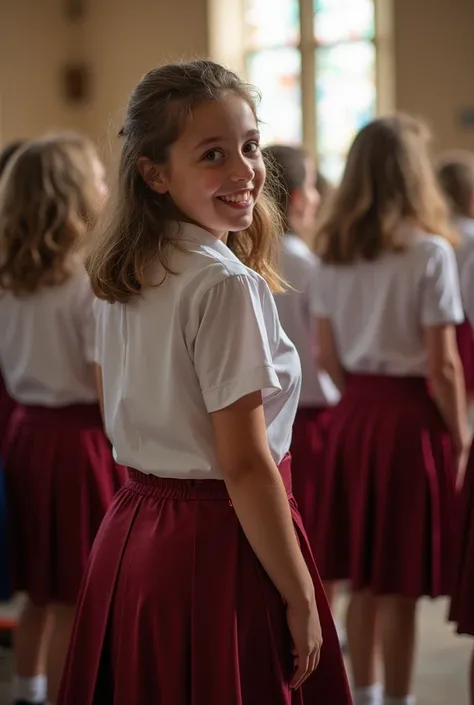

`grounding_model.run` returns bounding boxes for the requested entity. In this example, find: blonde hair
[437,151,474,218]
[0,133,102,295]
[86,60,283,304]
[315,114,456,264]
